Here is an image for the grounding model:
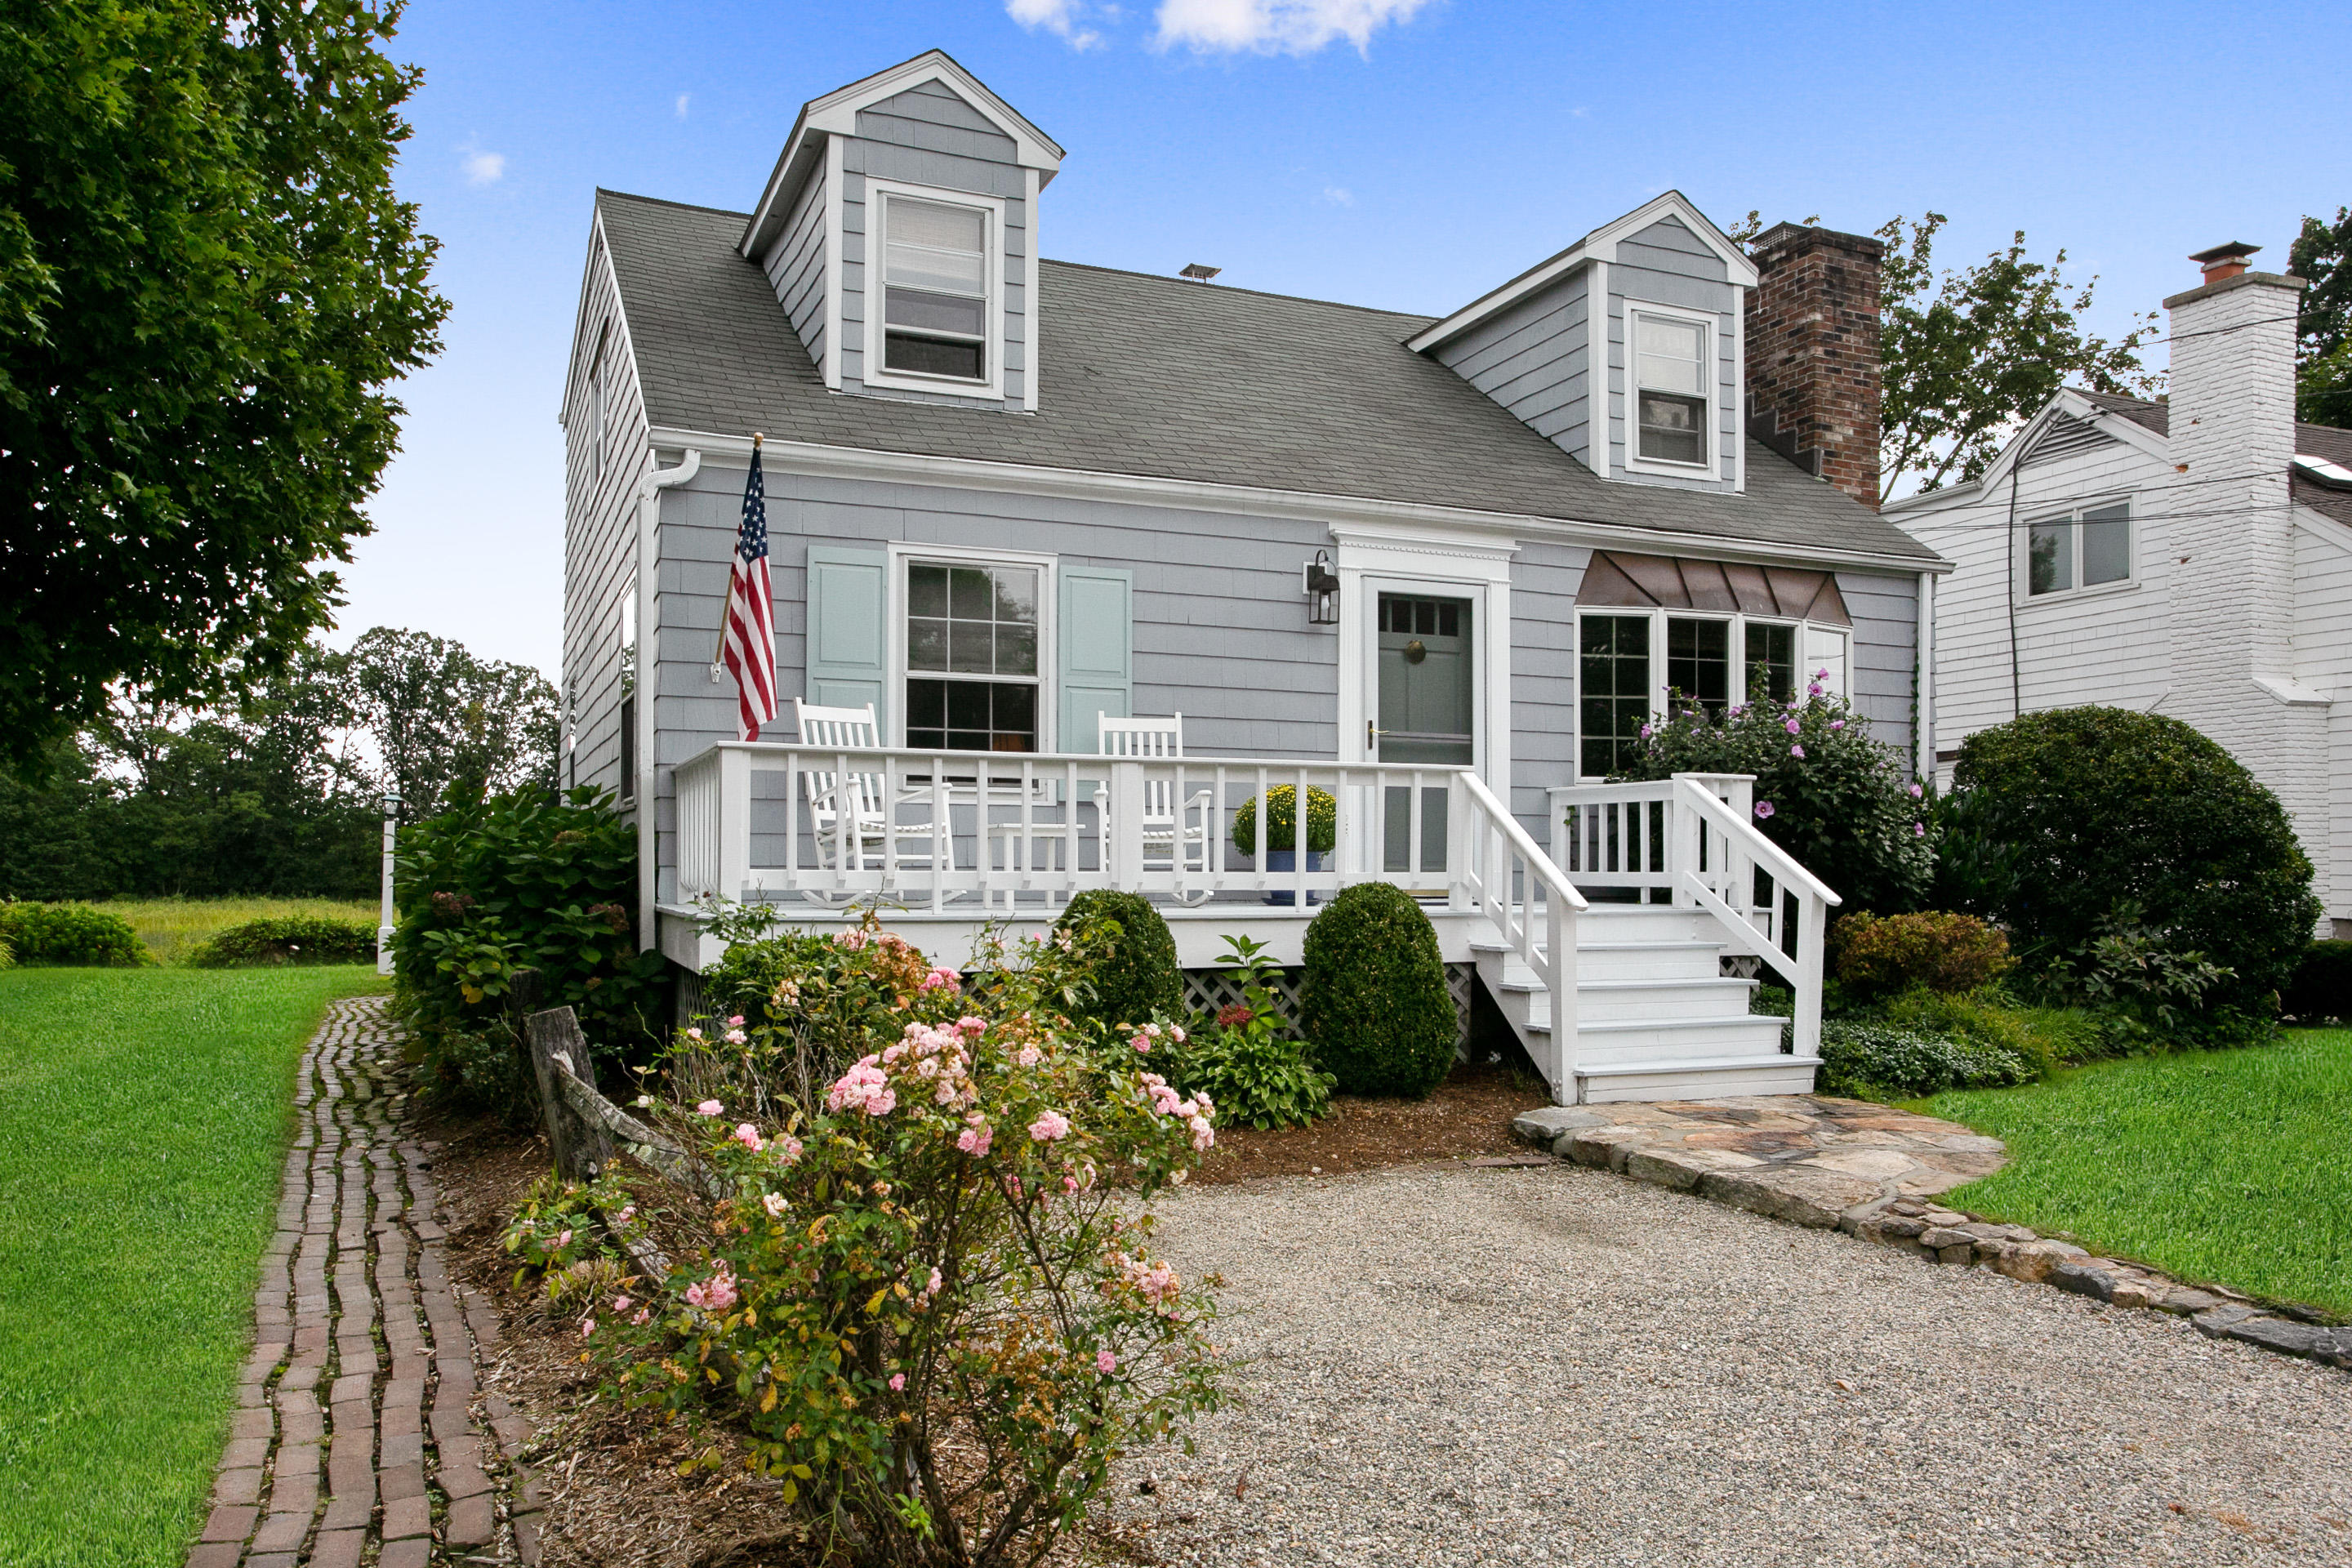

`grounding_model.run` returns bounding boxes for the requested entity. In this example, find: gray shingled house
[562,50,1947,1105]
